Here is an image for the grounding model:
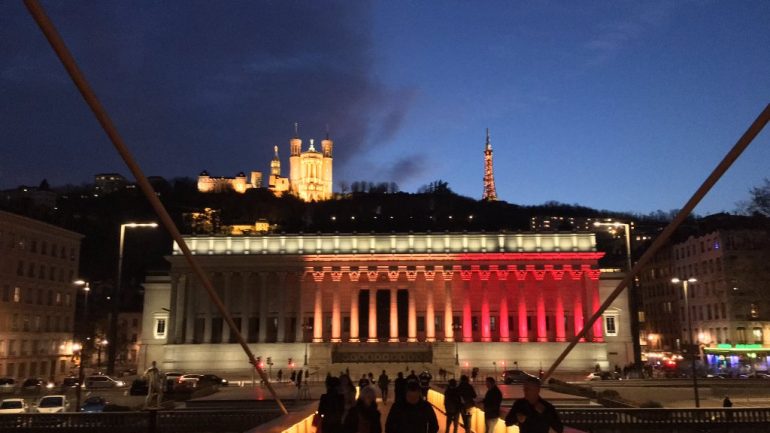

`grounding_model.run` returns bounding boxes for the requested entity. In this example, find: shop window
[154,318,167,339]
[604,316,618,336]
